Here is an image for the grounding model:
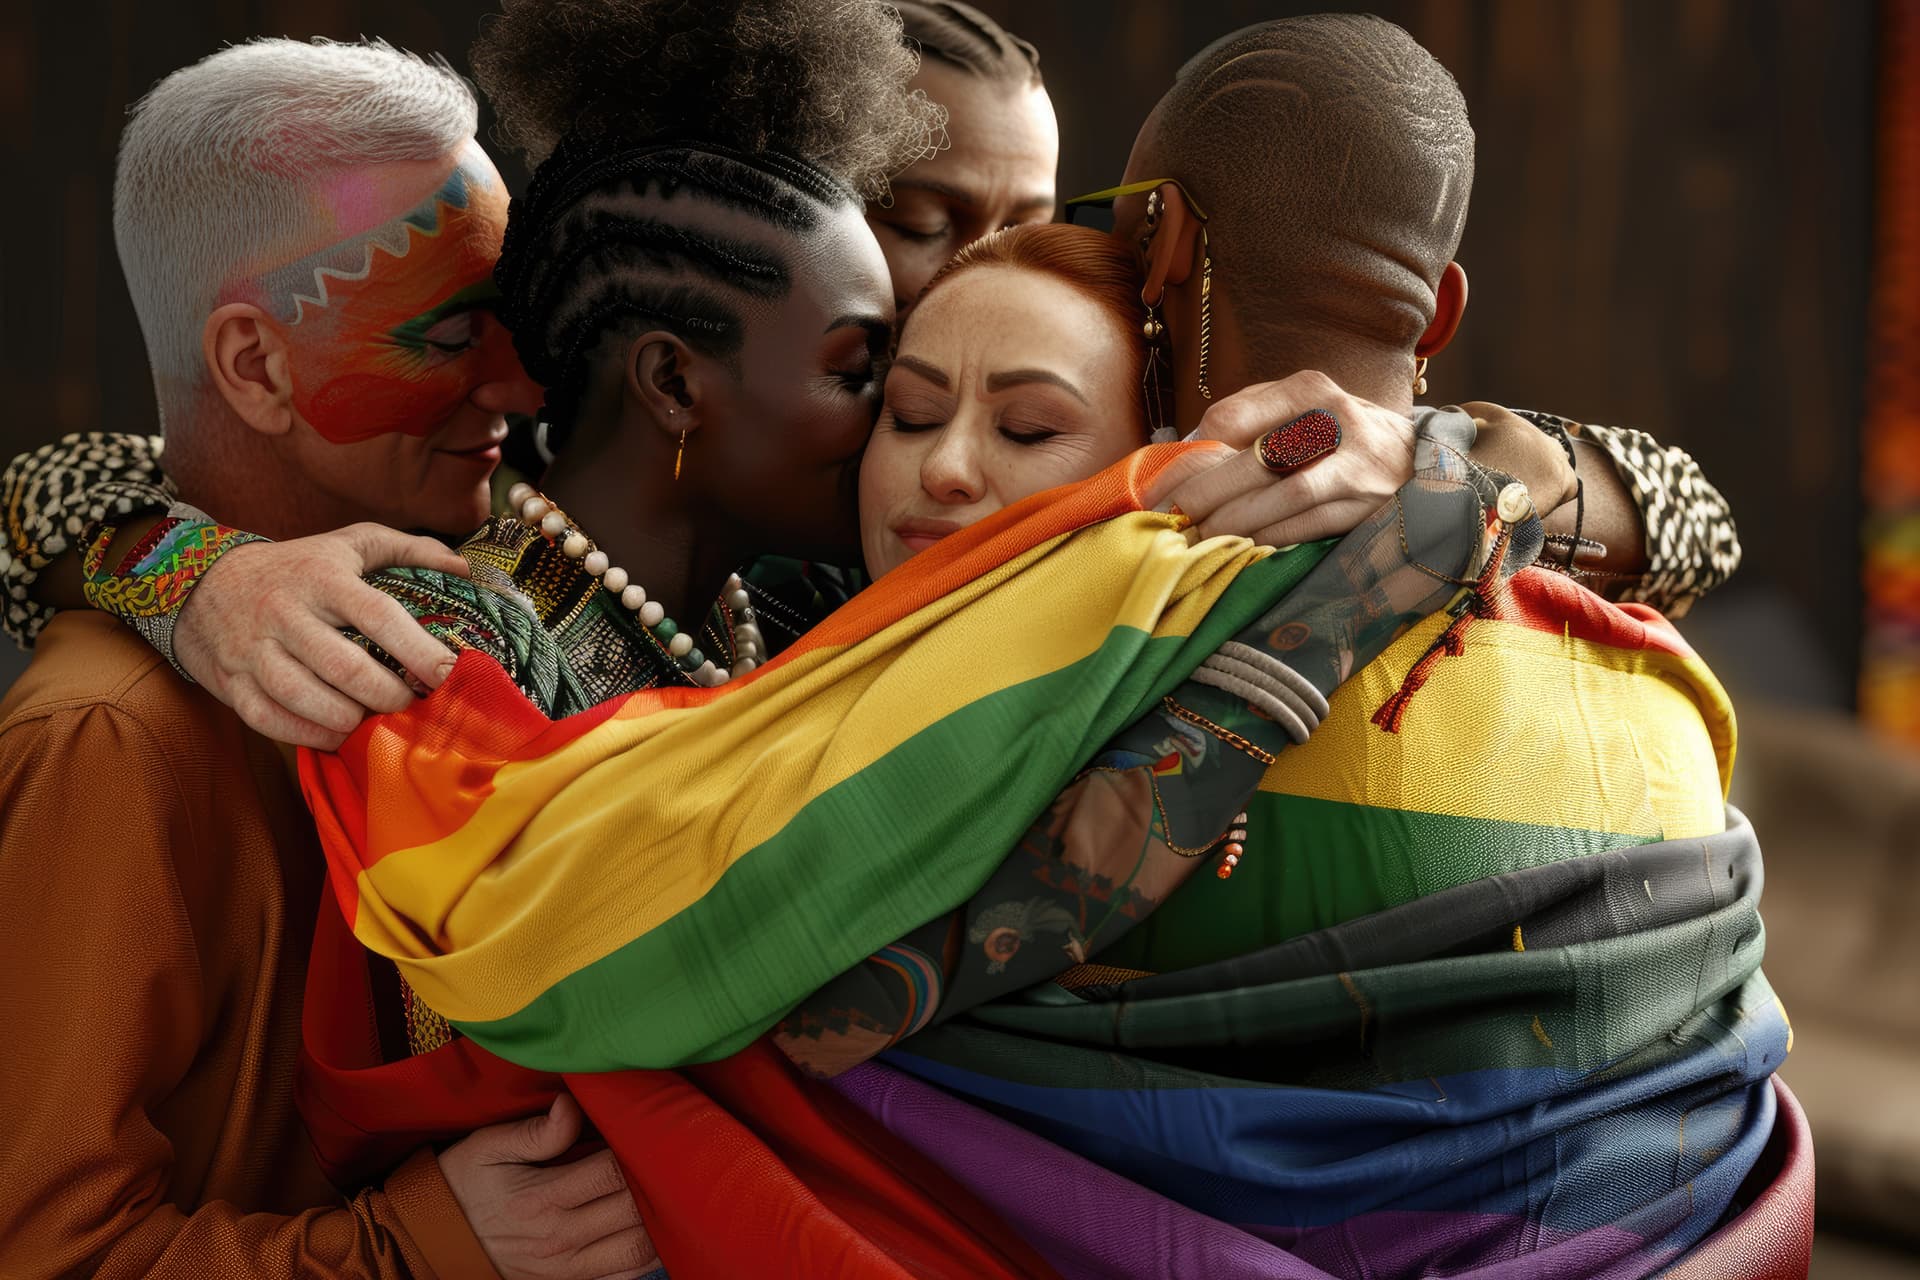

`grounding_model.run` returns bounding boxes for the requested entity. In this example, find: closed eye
[392,311,477,356]
[881,220,951,245]
[386,283,497,356]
